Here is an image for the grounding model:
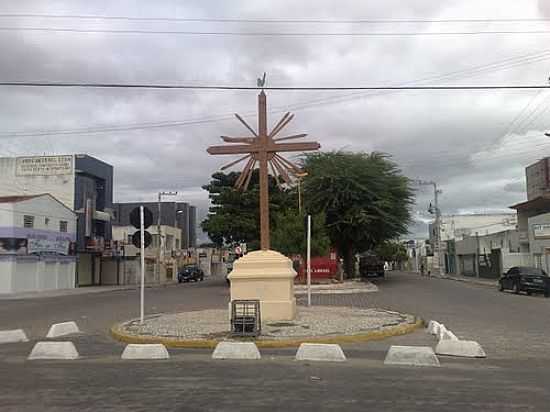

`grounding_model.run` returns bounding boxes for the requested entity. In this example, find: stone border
[110,317,424,349]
